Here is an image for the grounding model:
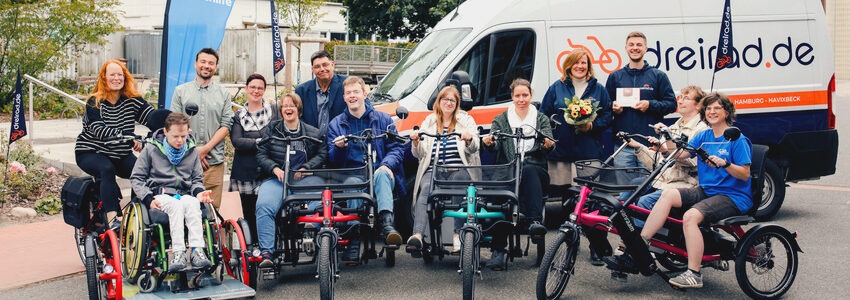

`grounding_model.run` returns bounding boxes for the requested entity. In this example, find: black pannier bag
[61,176,95,228]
